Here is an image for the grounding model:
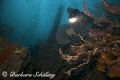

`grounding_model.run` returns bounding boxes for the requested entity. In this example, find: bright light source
[69,18,77,23]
